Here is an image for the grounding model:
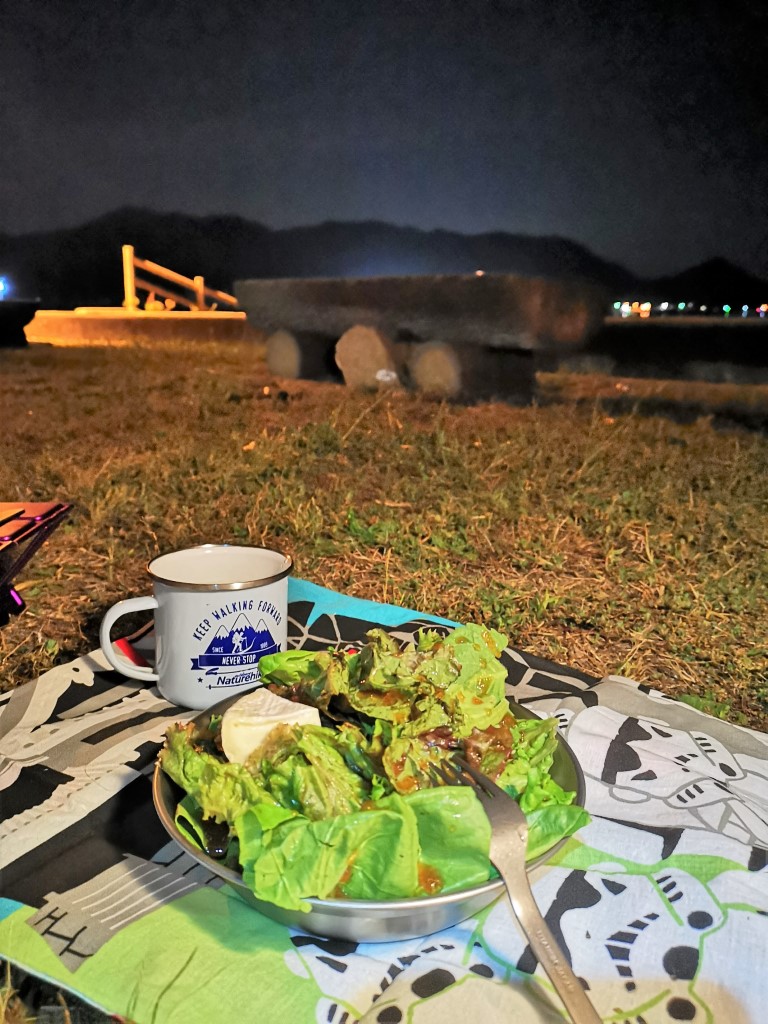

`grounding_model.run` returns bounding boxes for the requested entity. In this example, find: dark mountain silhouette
[581,257,768,380]
[0,207,637,308]
[1,209,763,310]
[265,220,637,290]
[645,258,768,307]
[0,209,272,307]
